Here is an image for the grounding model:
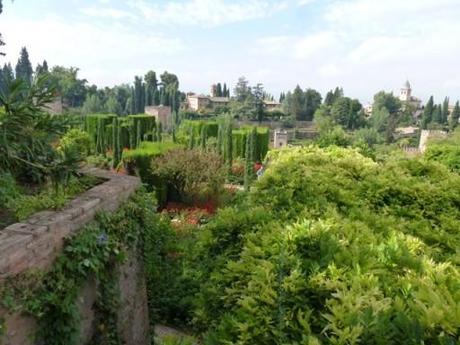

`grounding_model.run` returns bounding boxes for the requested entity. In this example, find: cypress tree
[422,96,434,129]
[217,124,223,156]
[153,89,160,106]
[157,122,163,142]
[442,97,450,124]
[450,101,460,130]
[136,121,142,147]
[15,47,33,85]
[172,128,176,143]
[200,125,207,149]
[188,128,195,149]
[432,105,442,124]
[223,83,228,98]
[244,133,253,191]
[250,126,258,162]
[112,118,121,169]
[225,123,233,169]
[160,89,166,106]
[216,83,222,97]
